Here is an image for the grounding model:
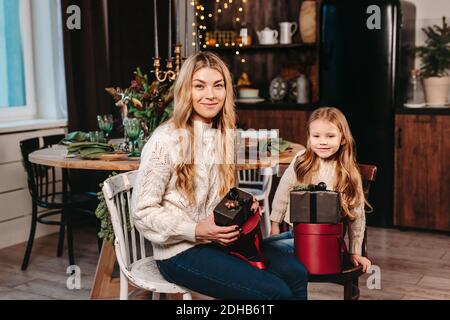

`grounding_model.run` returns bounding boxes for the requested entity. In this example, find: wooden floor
[0,224,449,300]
